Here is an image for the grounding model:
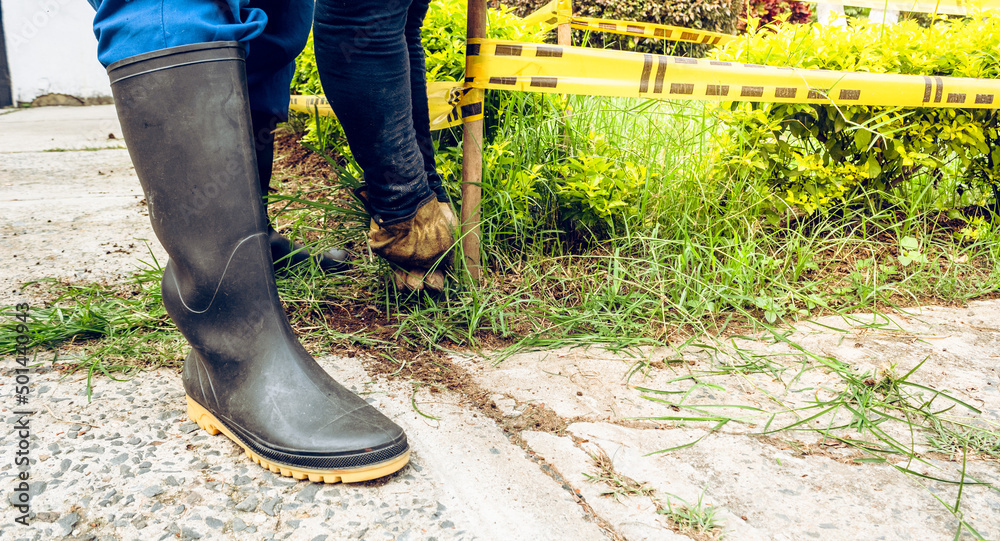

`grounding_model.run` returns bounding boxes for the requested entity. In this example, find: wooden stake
[558,0,571,46]
[557,23,571,46]
[557,6,572,152]
[462,0,487,282]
